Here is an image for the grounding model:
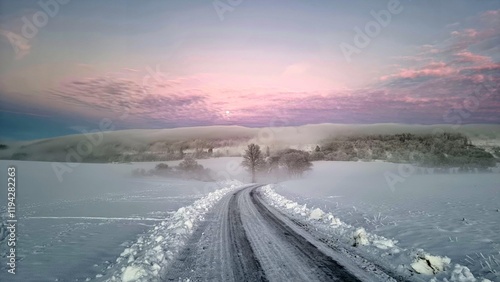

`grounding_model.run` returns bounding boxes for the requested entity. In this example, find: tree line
[312,132,497,170]
[132,157,213,181]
